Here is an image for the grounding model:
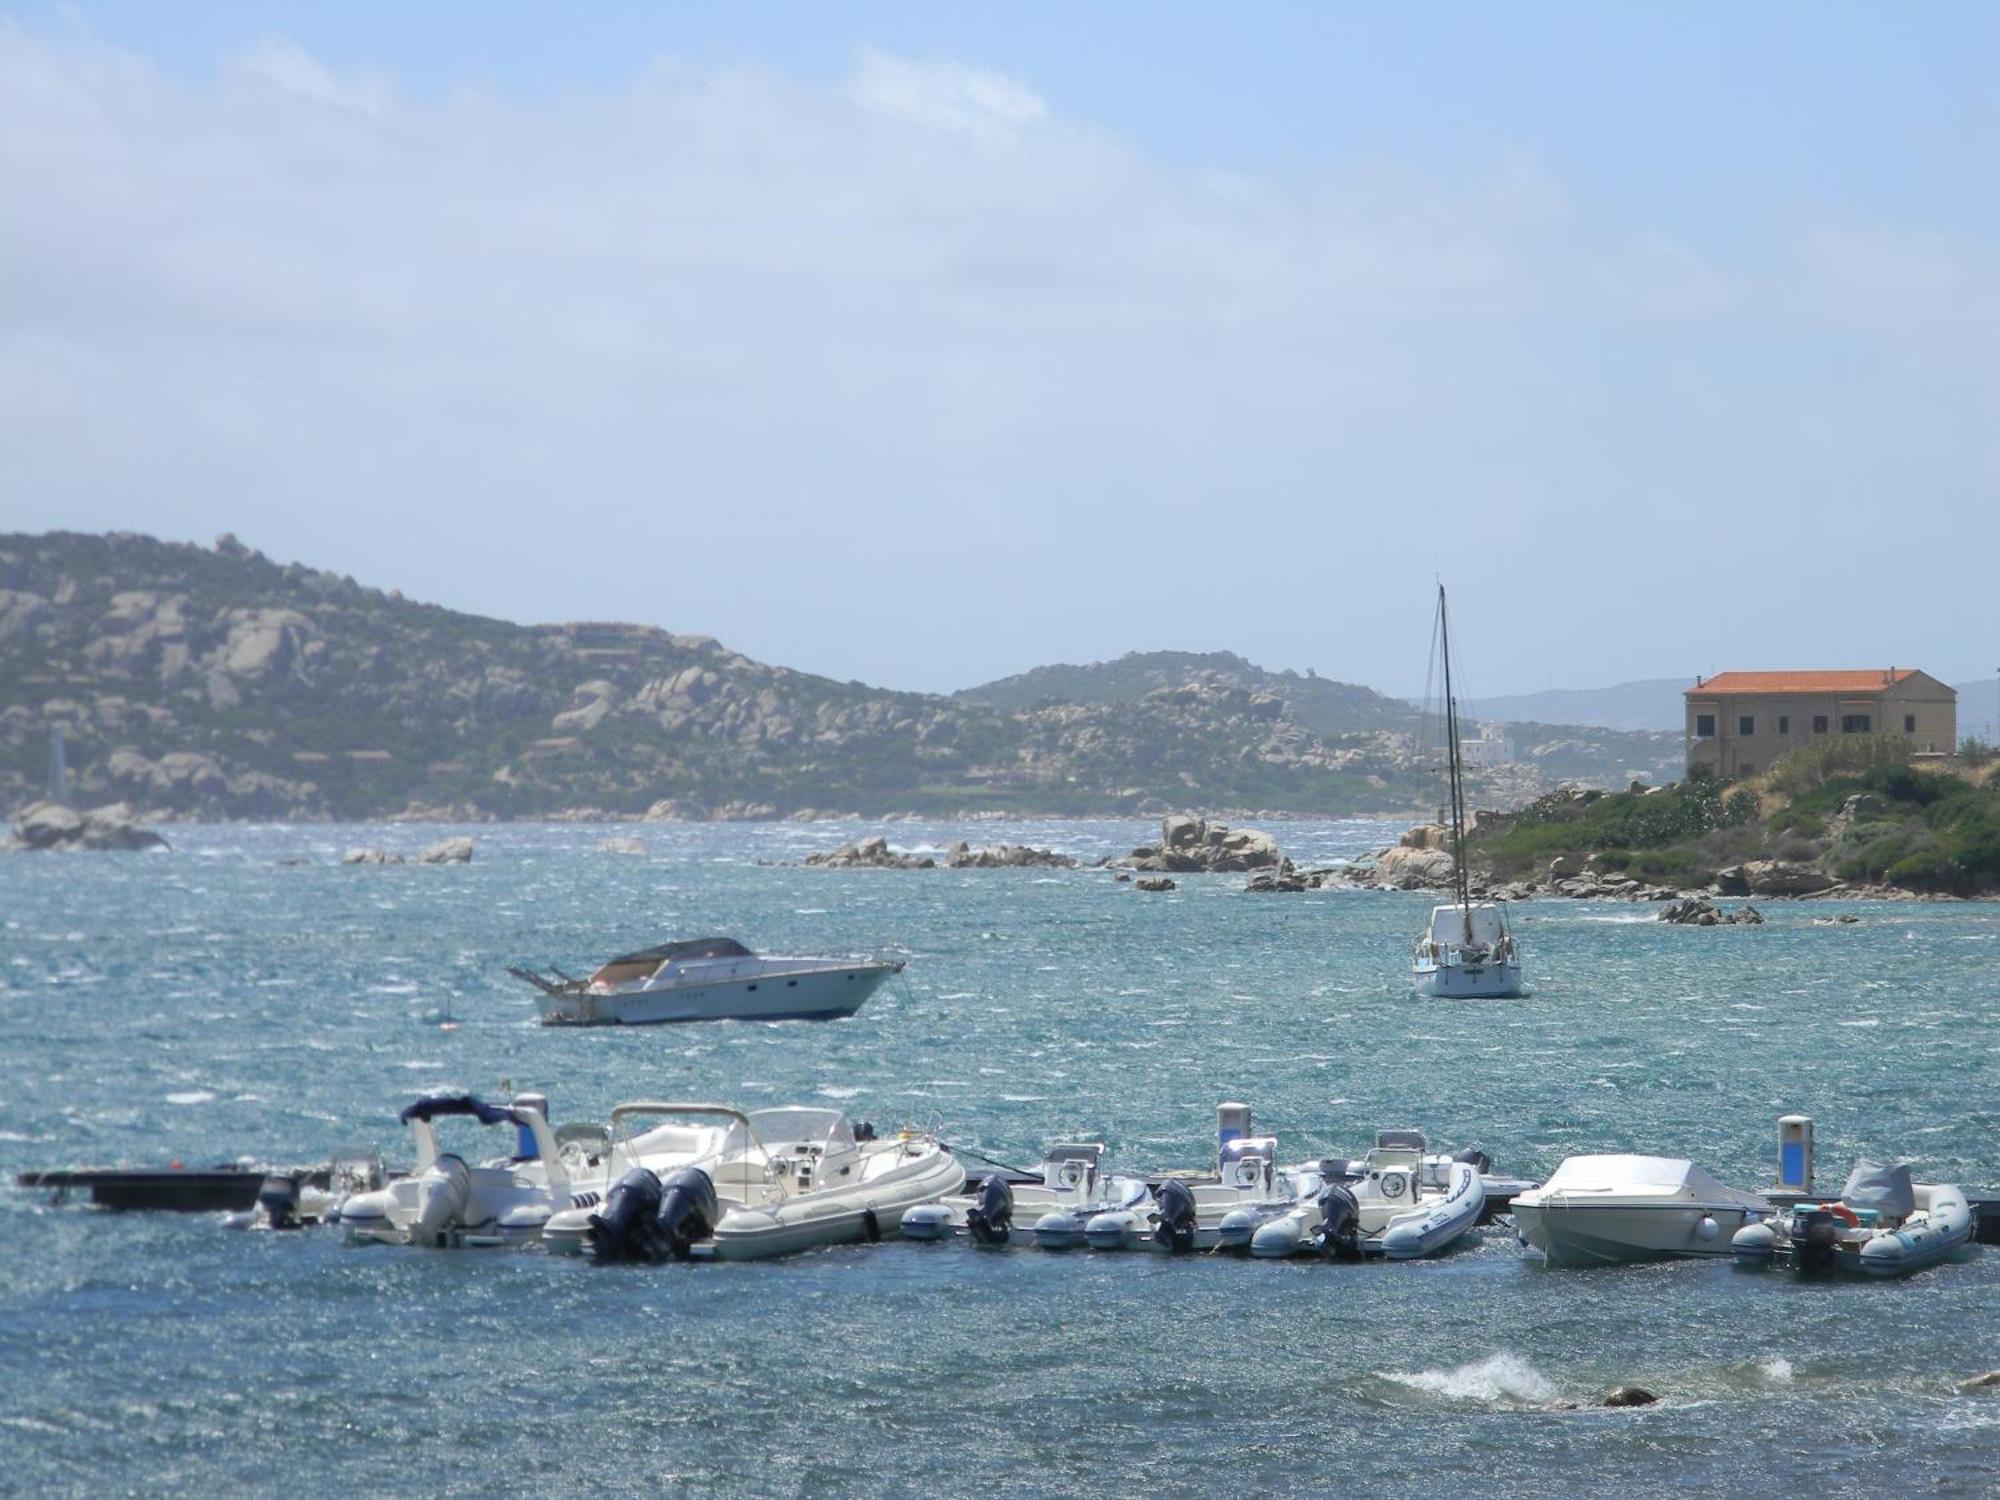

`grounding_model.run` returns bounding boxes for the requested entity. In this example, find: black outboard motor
[1794,1207,1839,1274]
[1313,1181,1362,1261]
[965,1173,1014,1247]
[652,1167,720,1262]
[257,1173,302,1230]
[854,1121,877,1143]
[1153,1178,1199,1254]
[1453,1145,1493,1174]
[588,1167,666,1261]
